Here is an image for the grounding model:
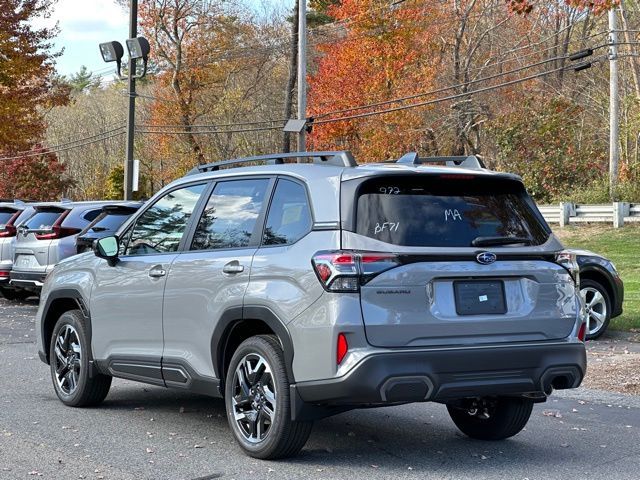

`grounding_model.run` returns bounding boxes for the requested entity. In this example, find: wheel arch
[41,289,91,365]
[212,306,295,389]
[580,266,615,308]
